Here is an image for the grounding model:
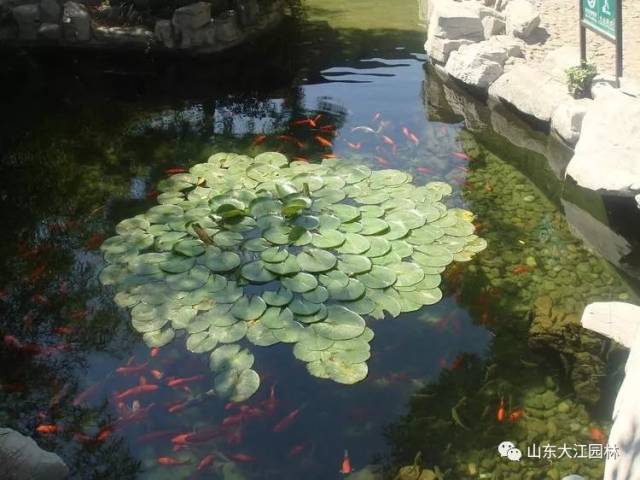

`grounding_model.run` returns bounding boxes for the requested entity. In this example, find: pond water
[1,1,639,479]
